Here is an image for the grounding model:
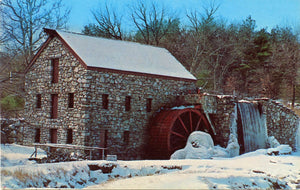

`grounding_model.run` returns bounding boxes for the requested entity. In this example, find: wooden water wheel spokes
[169,110,211,153]
[148,107,213,159]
